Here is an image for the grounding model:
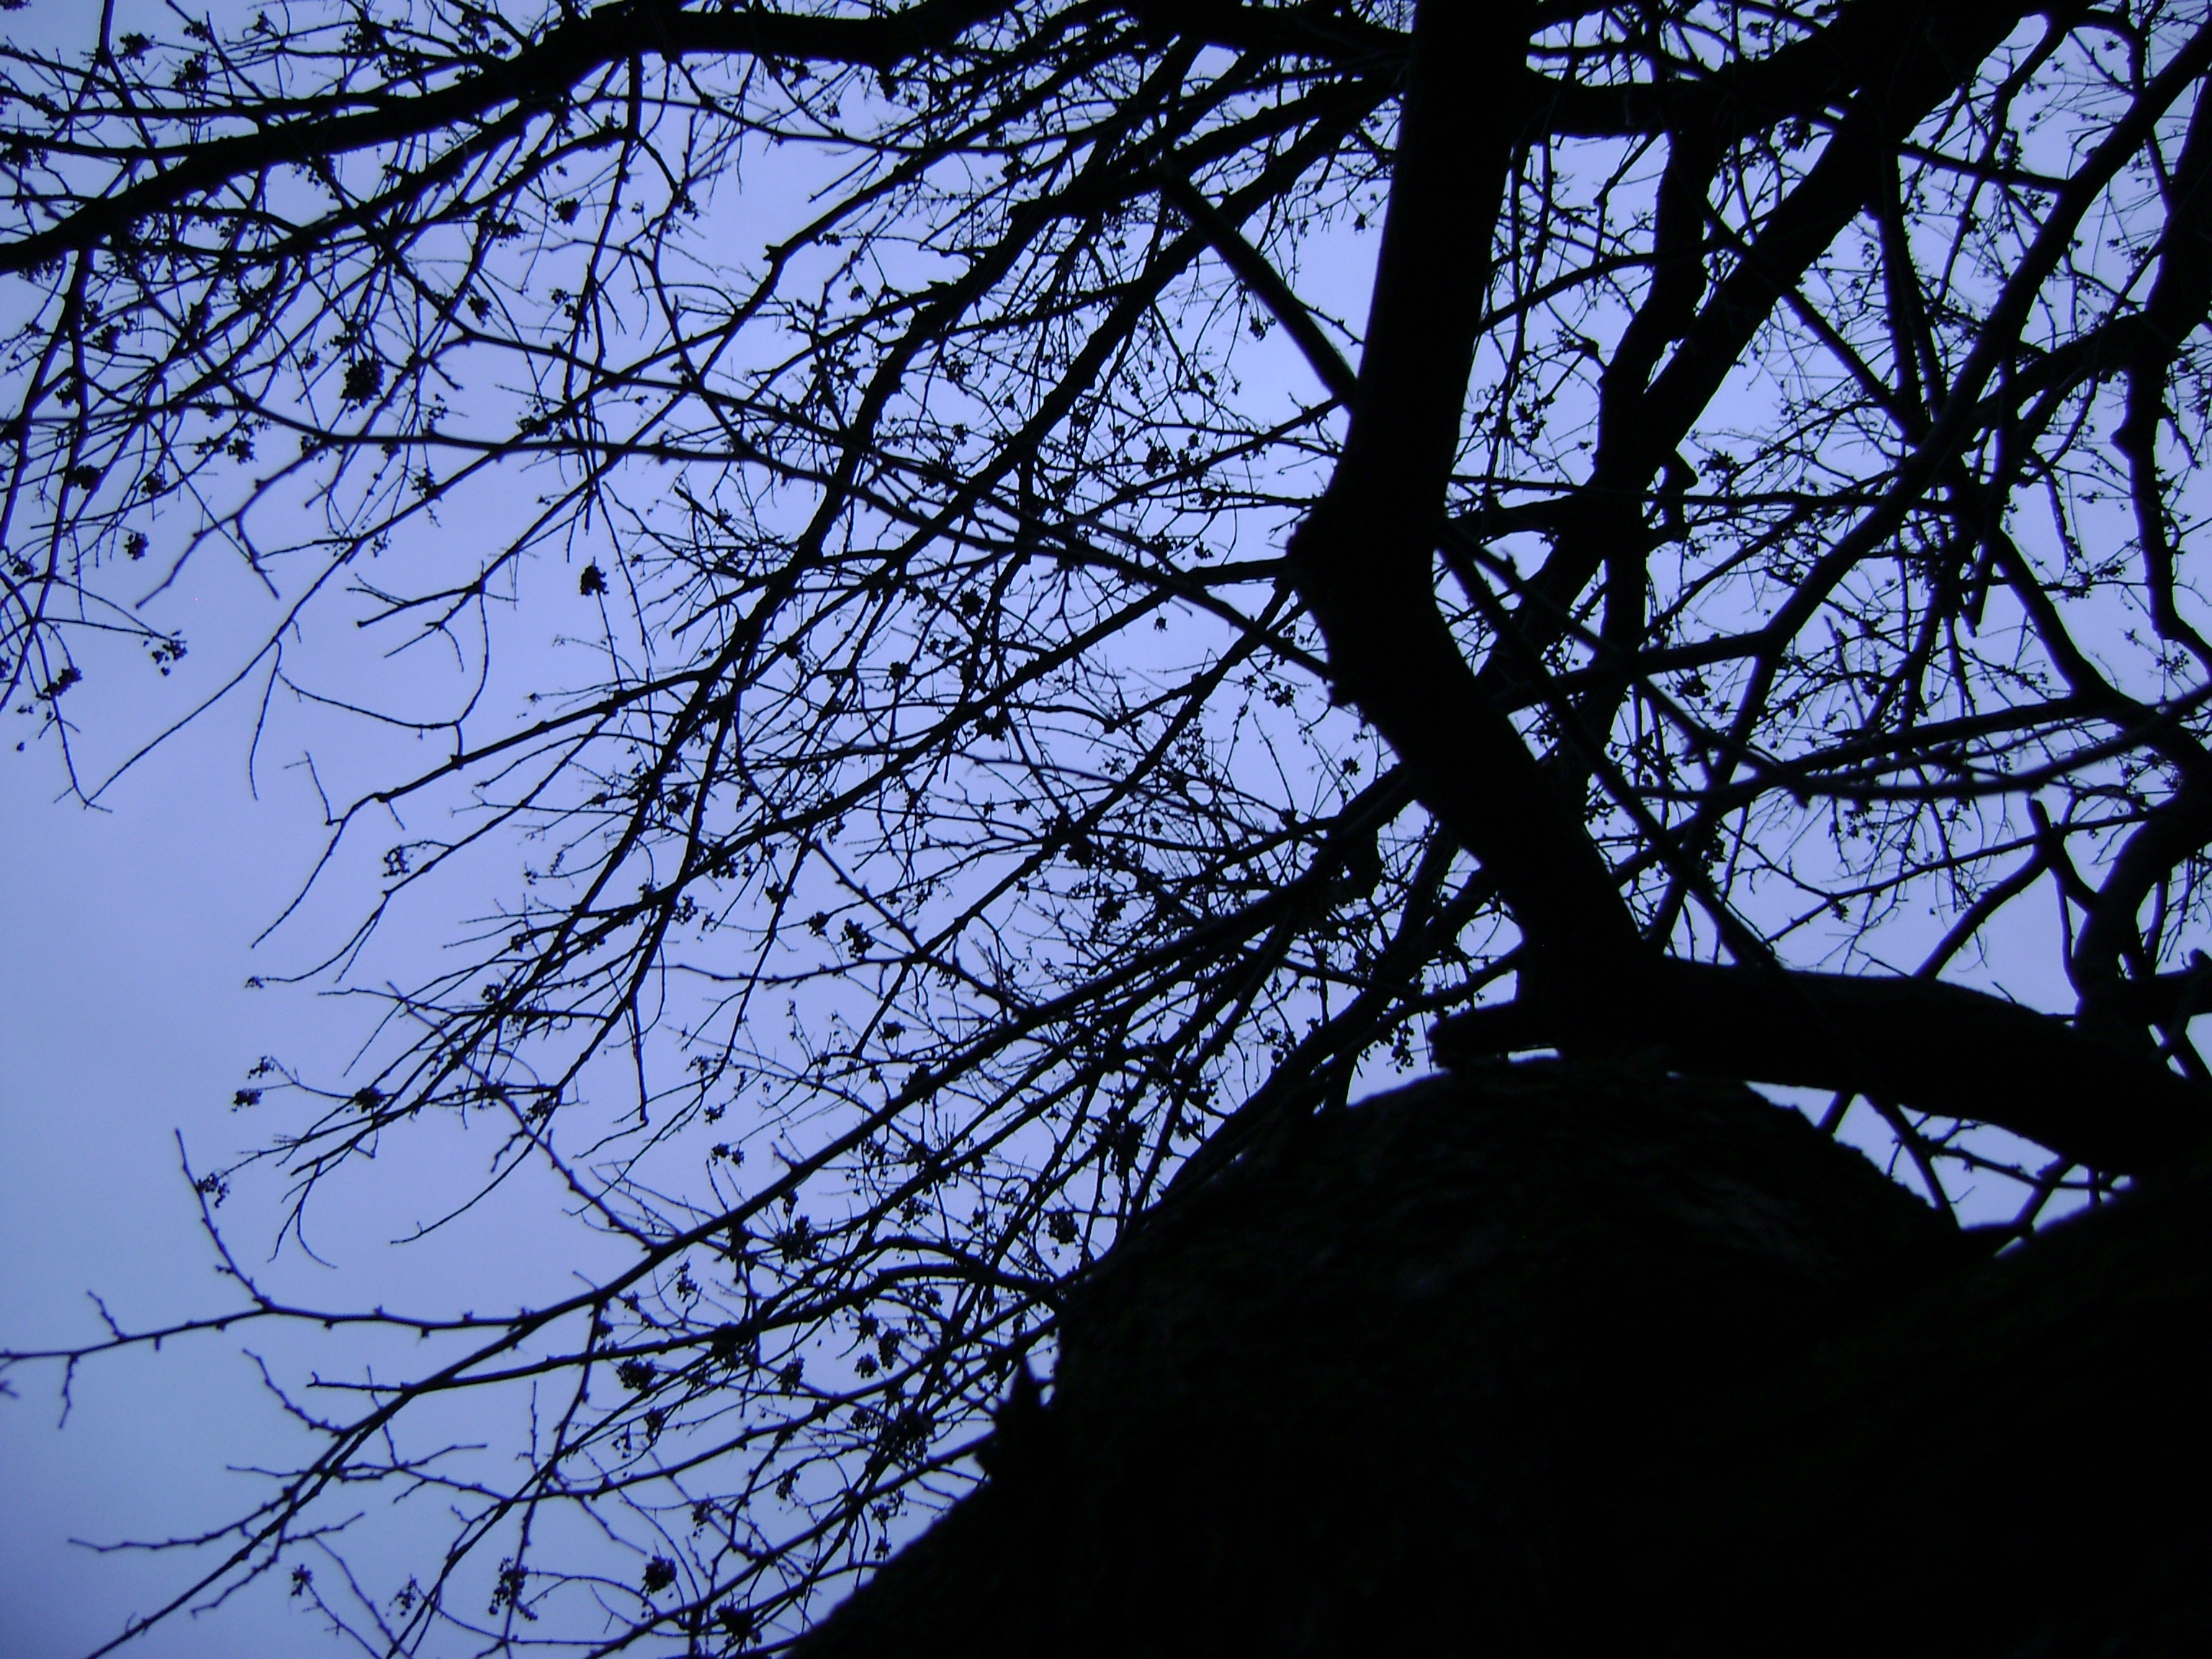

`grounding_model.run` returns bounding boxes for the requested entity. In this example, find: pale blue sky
[2,700,366,1658]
